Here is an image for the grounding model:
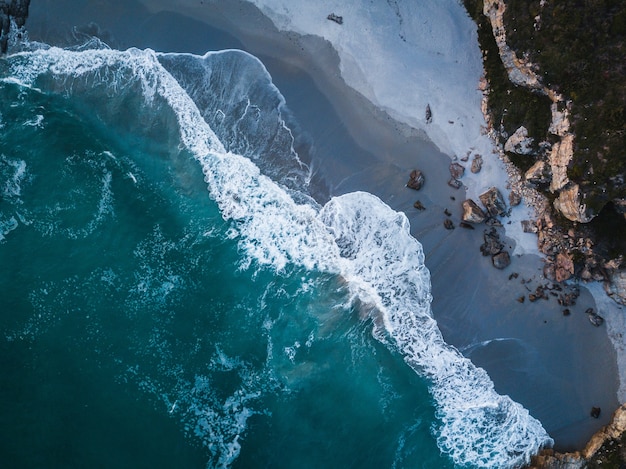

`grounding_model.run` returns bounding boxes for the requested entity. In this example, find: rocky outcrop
[553,183,595,223]
[0,0,30,54]
[554,252,574,283]
[504,126,534,155]
[525,160,551,185]
[462,199,486,224]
